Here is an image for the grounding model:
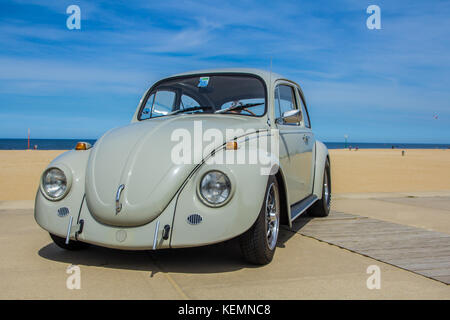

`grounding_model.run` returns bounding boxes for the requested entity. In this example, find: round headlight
[41,167,68,200]
[199,171,232,206]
